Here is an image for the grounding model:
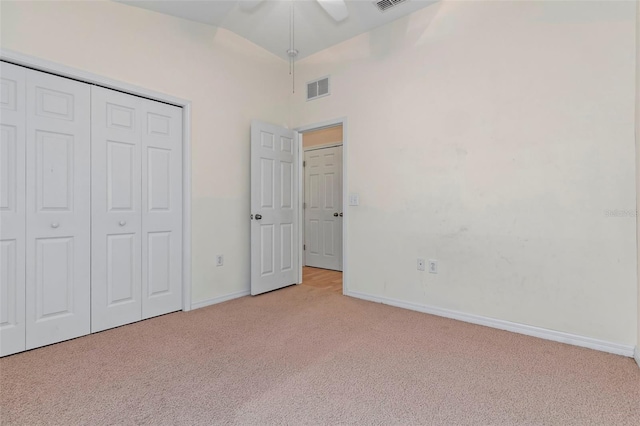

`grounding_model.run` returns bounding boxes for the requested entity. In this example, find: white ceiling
[116,0,438,60]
